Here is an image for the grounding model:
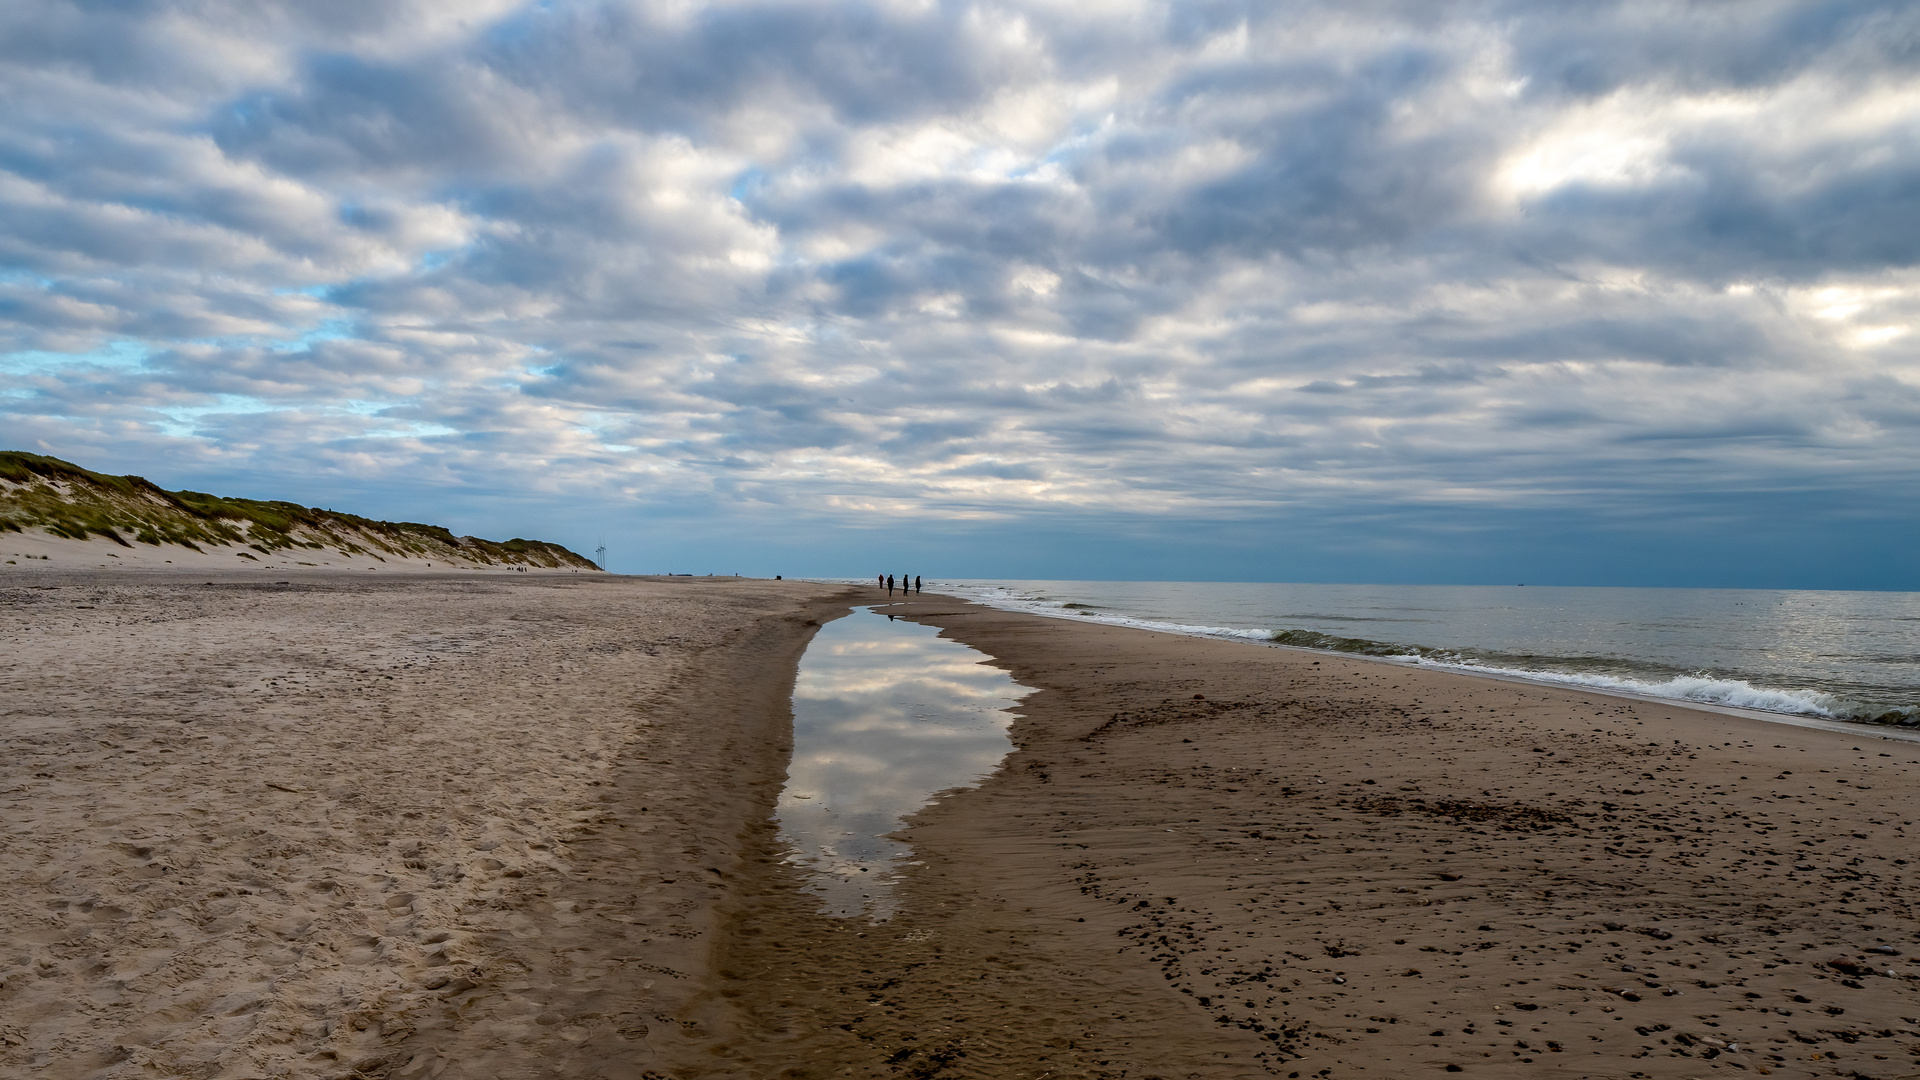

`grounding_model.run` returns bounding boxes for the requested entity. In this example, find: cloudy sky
[5,0,1918,586]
